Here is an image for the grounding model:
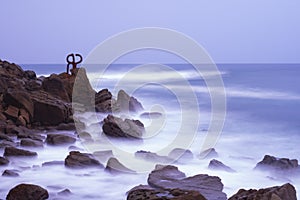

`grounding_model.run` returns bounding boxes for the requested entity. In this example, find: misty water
[1,64,300,199]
